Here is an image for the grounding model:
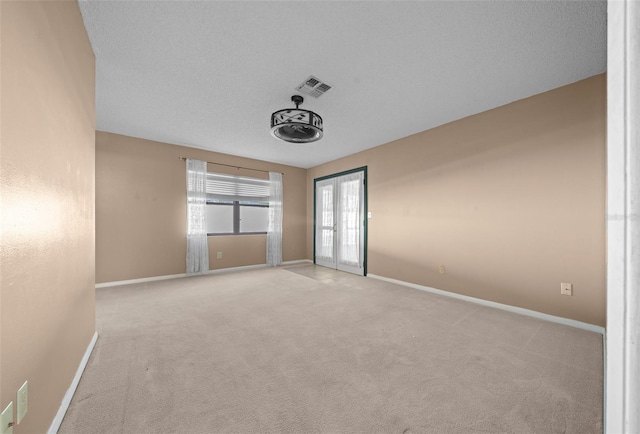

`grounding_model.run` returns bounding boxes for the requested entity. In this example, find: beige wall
[0,2,96,433]
[96,132,307,283]
[208,235,267,271]
[307,75,606,326]
[98,76,606,325]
